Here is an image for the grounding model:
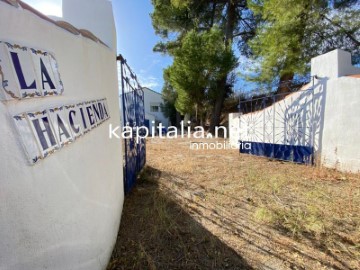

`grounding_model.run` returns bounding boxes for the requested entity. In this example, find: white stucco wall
[321,76,360,172]
[309,49,360,172]
[311,49,360,79]
[0,1,123,270]
[229,112,240,146]
[63,0,116,50]
[230,49,360,172]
